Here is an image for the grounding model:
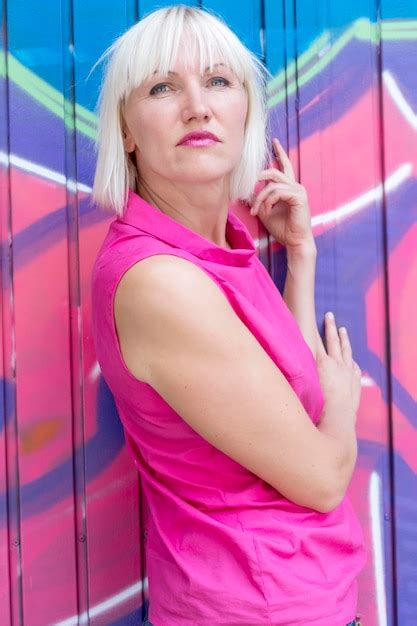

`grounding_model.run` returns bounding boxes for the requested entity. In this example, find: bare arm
[283,245,358,496]
[283,239,319,360]
[114,254,354,513]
